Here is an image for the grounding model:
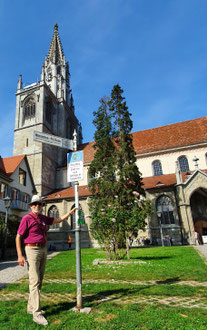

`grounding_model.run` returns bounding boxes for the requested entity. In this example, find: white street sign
[34,131,73,150]
[67,151,84,182]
